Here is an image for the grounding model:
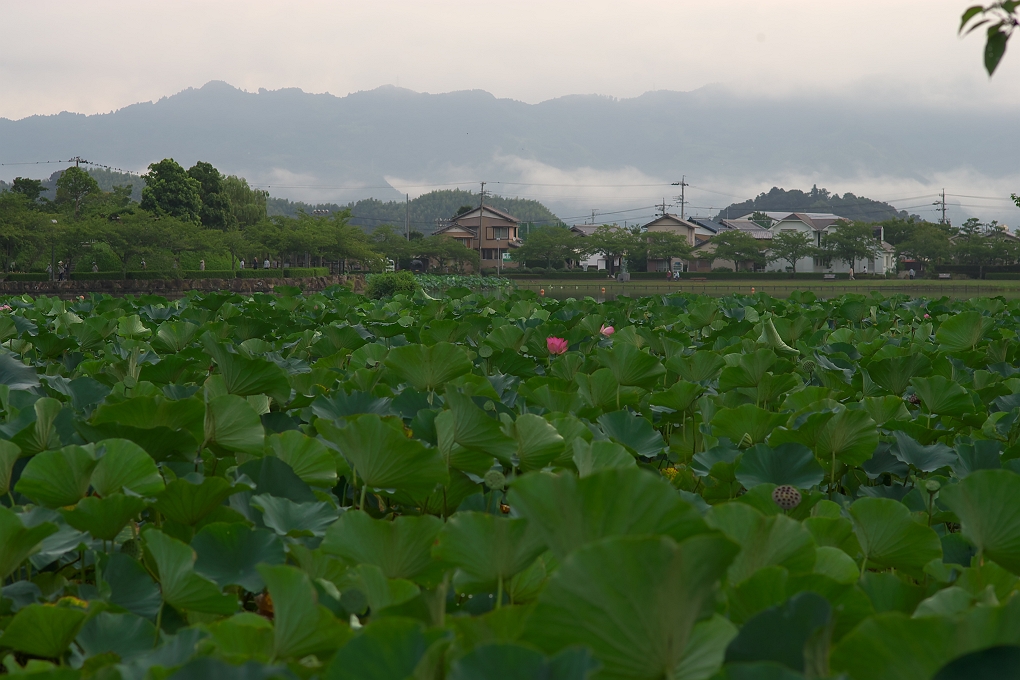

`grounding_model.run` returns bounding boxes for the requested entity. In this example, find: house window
[489,227,510,240]
[455,238,471,247]
[482,249,498,260]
